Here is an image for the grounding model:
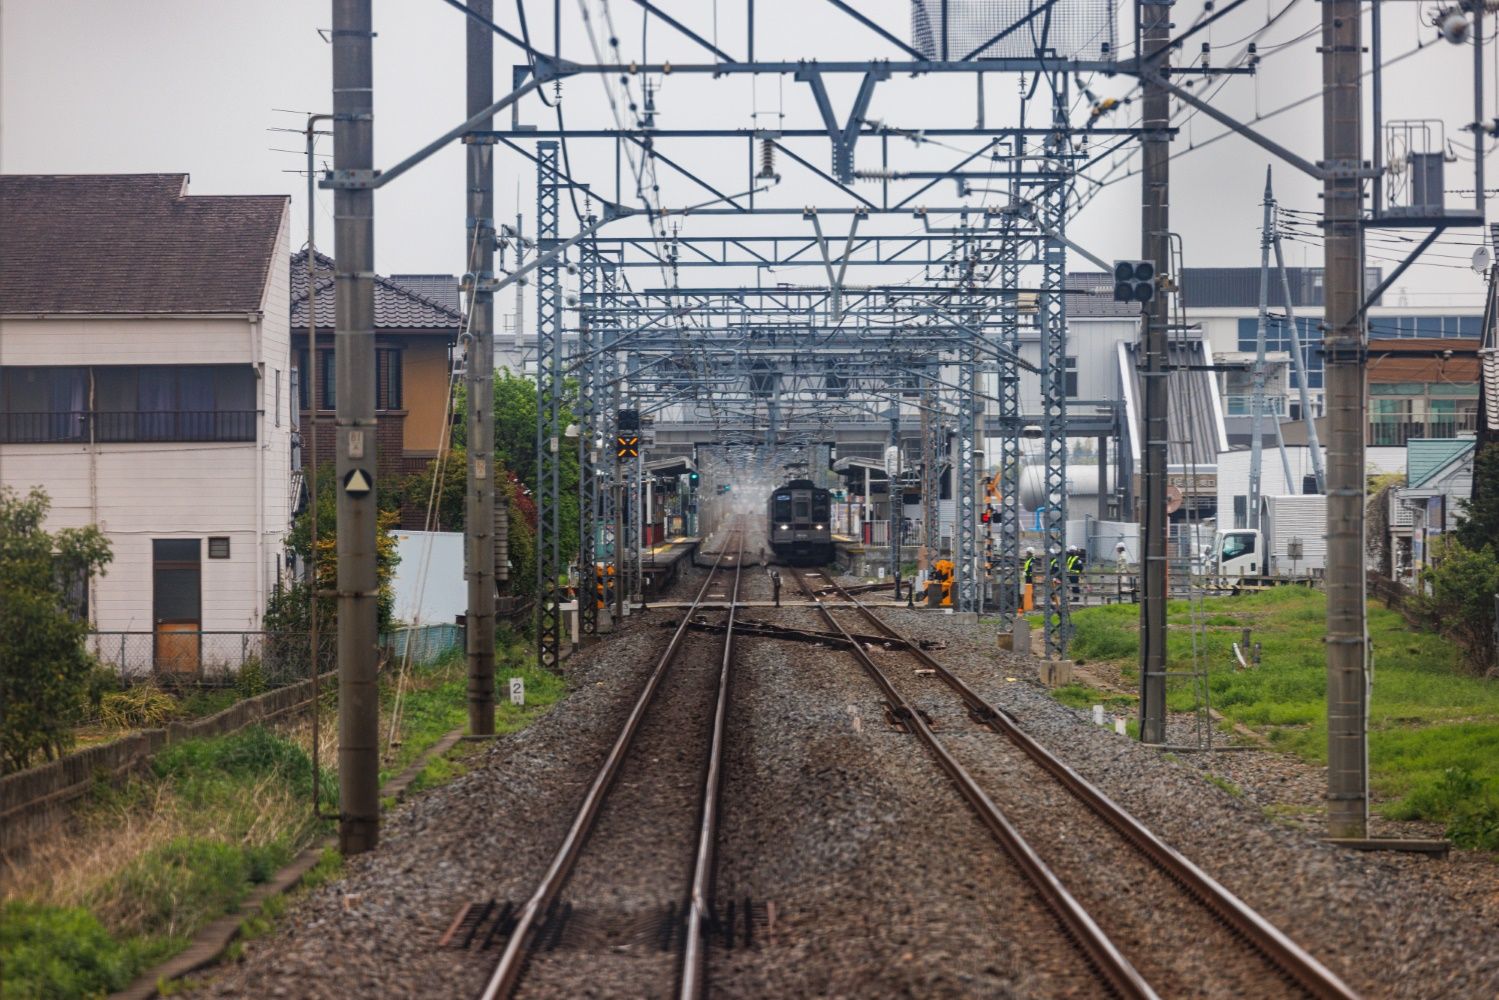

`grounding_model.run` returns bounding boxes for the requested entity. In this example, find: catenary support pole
[1322,0,1369,838]
[1137,0,1171,745]
[464,0,497,736]
[1270,204,1327,494]
[1248,166,1275,526]
[330,0,379,854]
